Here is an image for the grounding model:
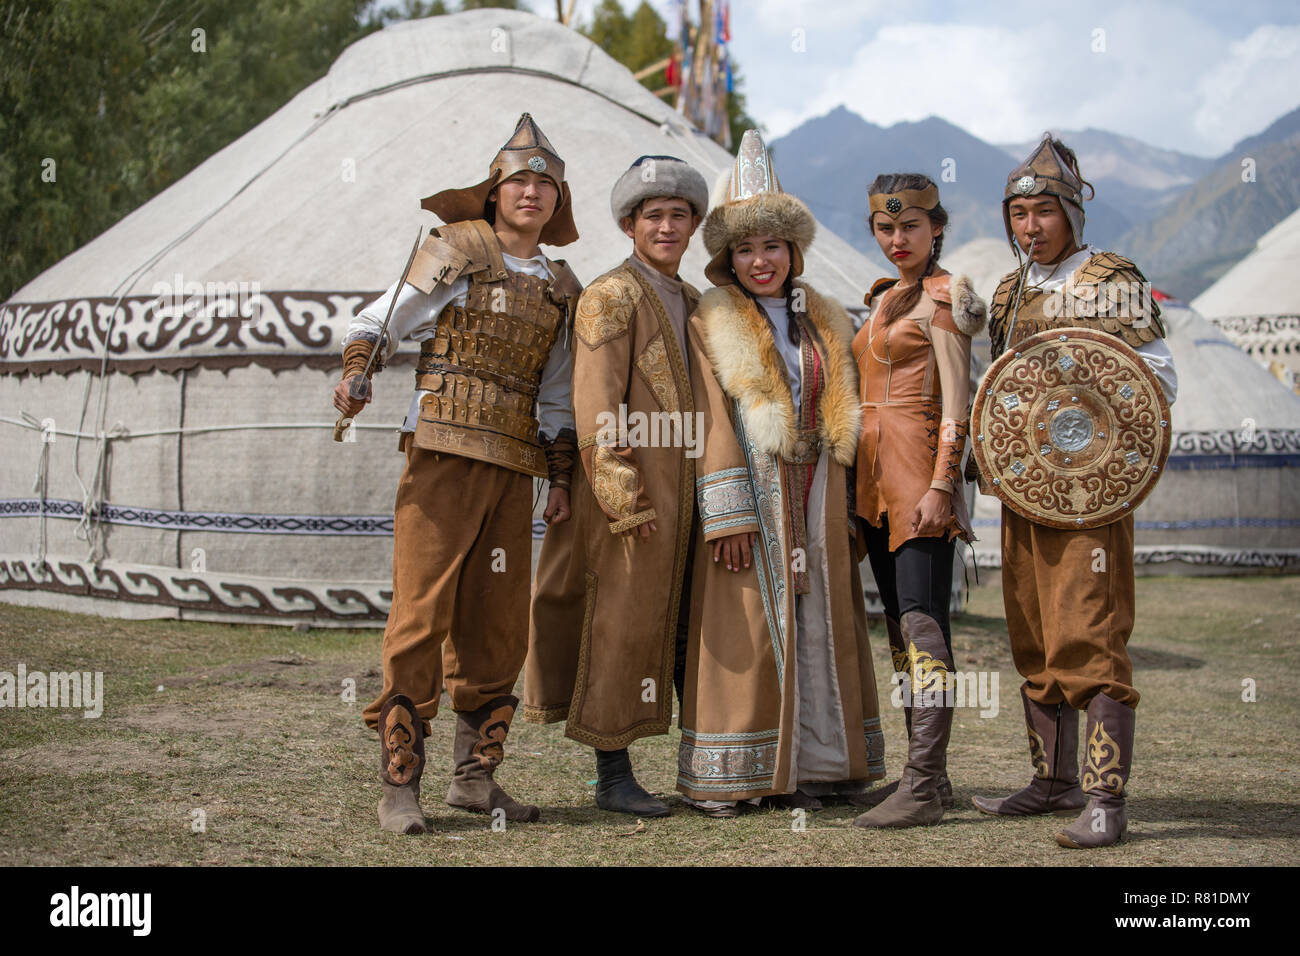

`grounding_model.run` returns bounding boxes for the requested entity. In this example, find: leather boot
[854,611,954,828]
[854,615,953,810]
[972,683,1086,816]
[595,748,671,817]
[445,695,540,822]
[377,694,427,835]
[1055,692,1134,848]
